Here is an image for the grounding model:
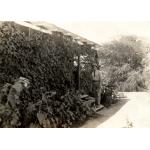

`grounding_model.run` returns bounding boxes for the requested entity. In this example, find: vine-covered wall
[0,21,97,96]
